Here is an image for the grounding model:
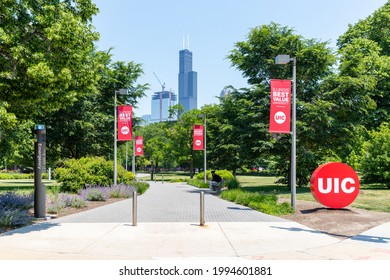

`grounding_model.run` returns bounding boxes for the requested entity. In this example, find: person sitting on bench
[210,170,222,191]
